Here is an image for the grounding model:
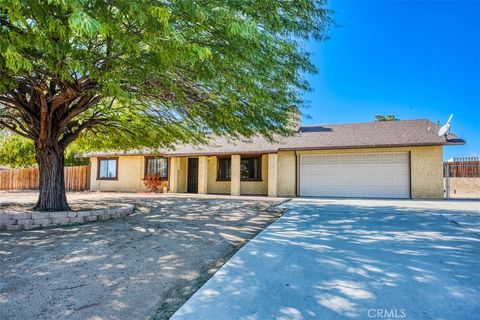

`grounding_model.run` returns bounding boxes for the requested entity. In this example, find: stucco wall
[277,151,296,197]
[177,157,187,193]
[90,156,168,192]
[206,155,268,195]
[293,146,444,199]
[410,146,443,198]
[90,146,444,199]
[240,154,268,195]
[207,156,230,194]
